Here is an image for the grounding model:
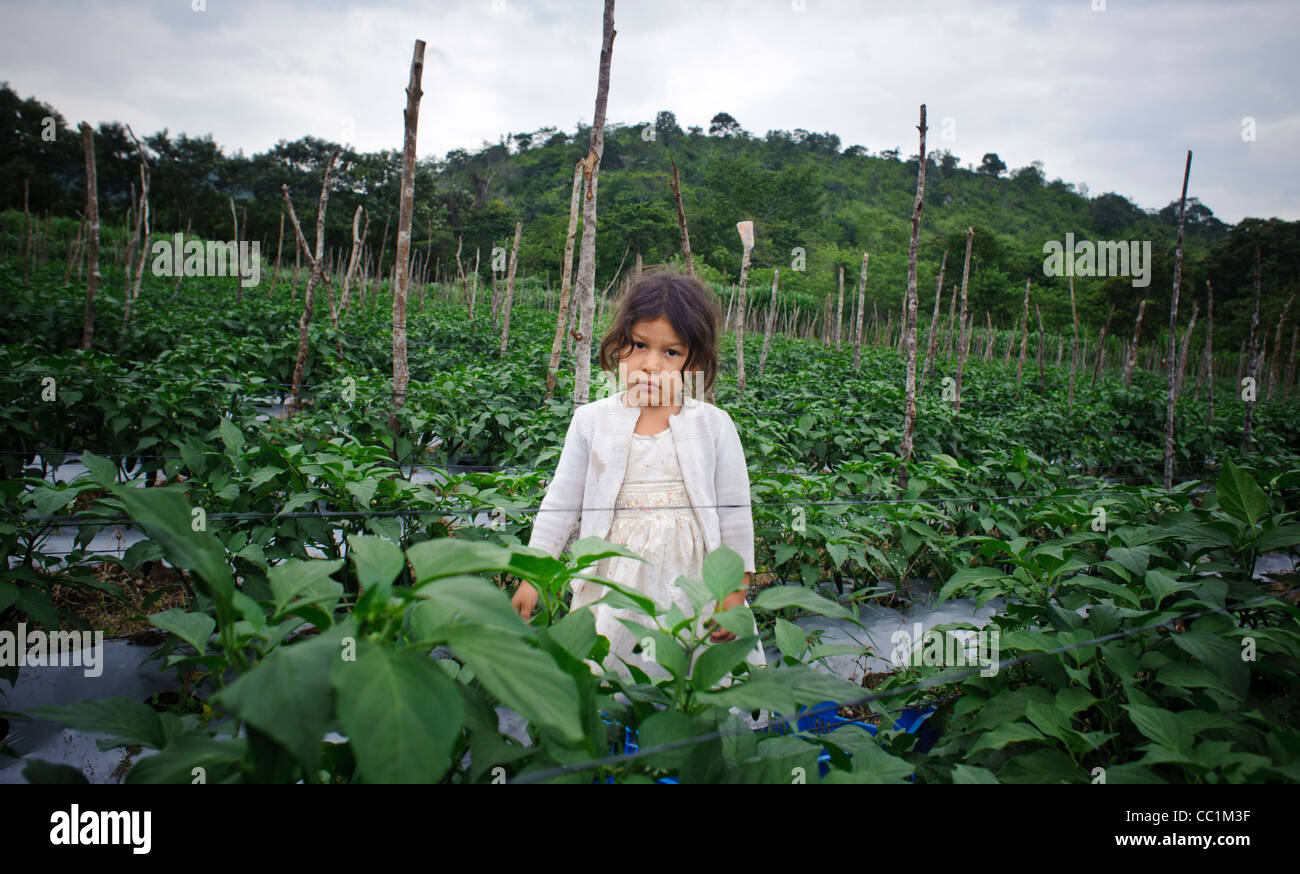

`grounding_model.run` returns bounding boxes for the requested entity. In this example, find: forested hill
[3,85,1296,347]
